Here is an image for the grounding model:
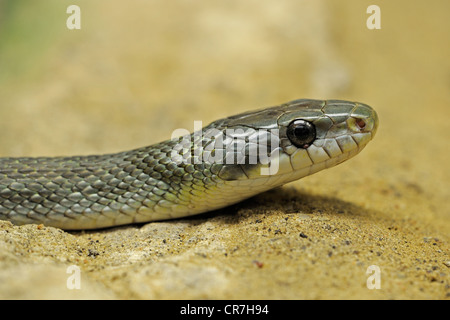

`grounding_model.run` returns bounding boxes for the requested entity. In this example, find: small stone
[299,232,308,239]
